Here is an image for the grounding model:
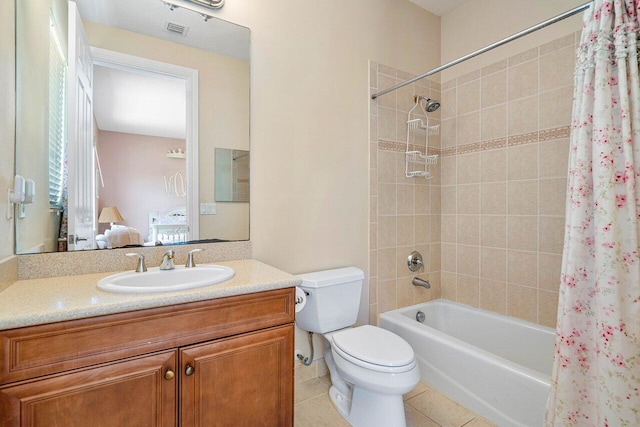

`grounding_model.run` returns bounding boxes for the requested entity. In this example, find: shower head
[415,95,441,113]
